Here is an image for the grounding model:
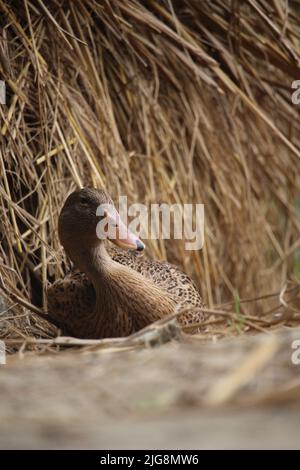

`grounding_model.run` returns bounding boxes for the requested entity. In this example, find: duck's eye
[78,196,89,205]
